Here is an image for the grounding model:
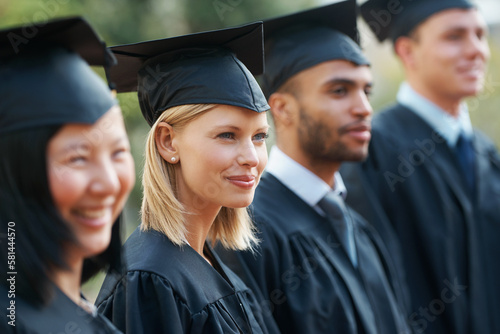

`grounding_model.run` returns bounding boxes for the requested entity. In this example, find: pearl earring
[171,157,176,162]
